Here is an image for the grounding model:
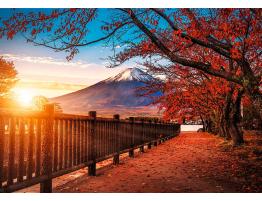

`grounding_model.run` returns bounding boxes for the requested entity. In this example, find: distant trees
[0,8,261,145]
[0,57,17,107]
[32,95,63,113]
[156,68,252,144]
[32,95,49,111]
